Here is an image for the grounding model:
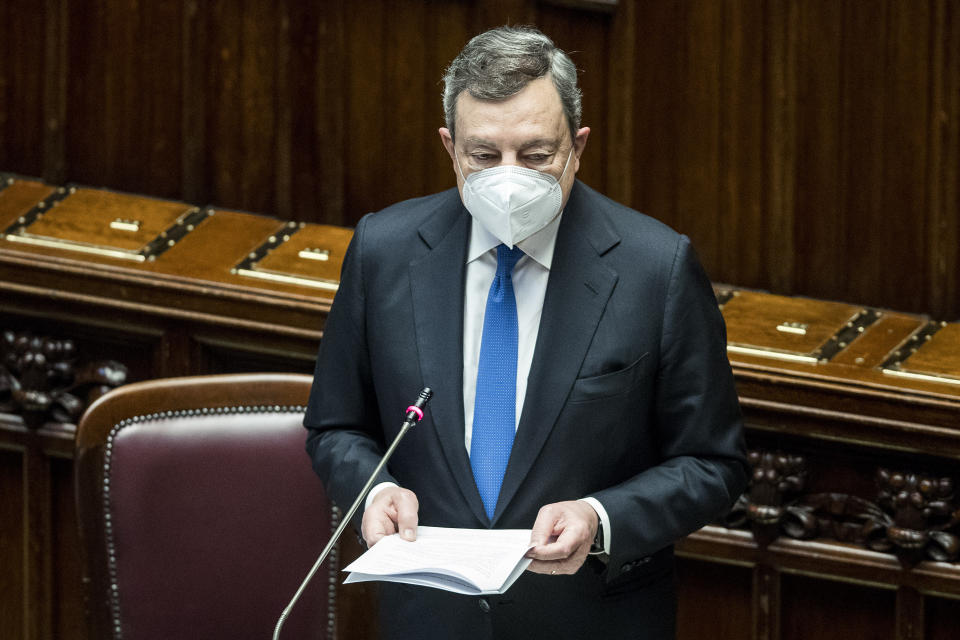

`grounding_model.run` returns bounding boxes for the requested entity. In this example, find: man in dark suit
[305,25,747,639]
